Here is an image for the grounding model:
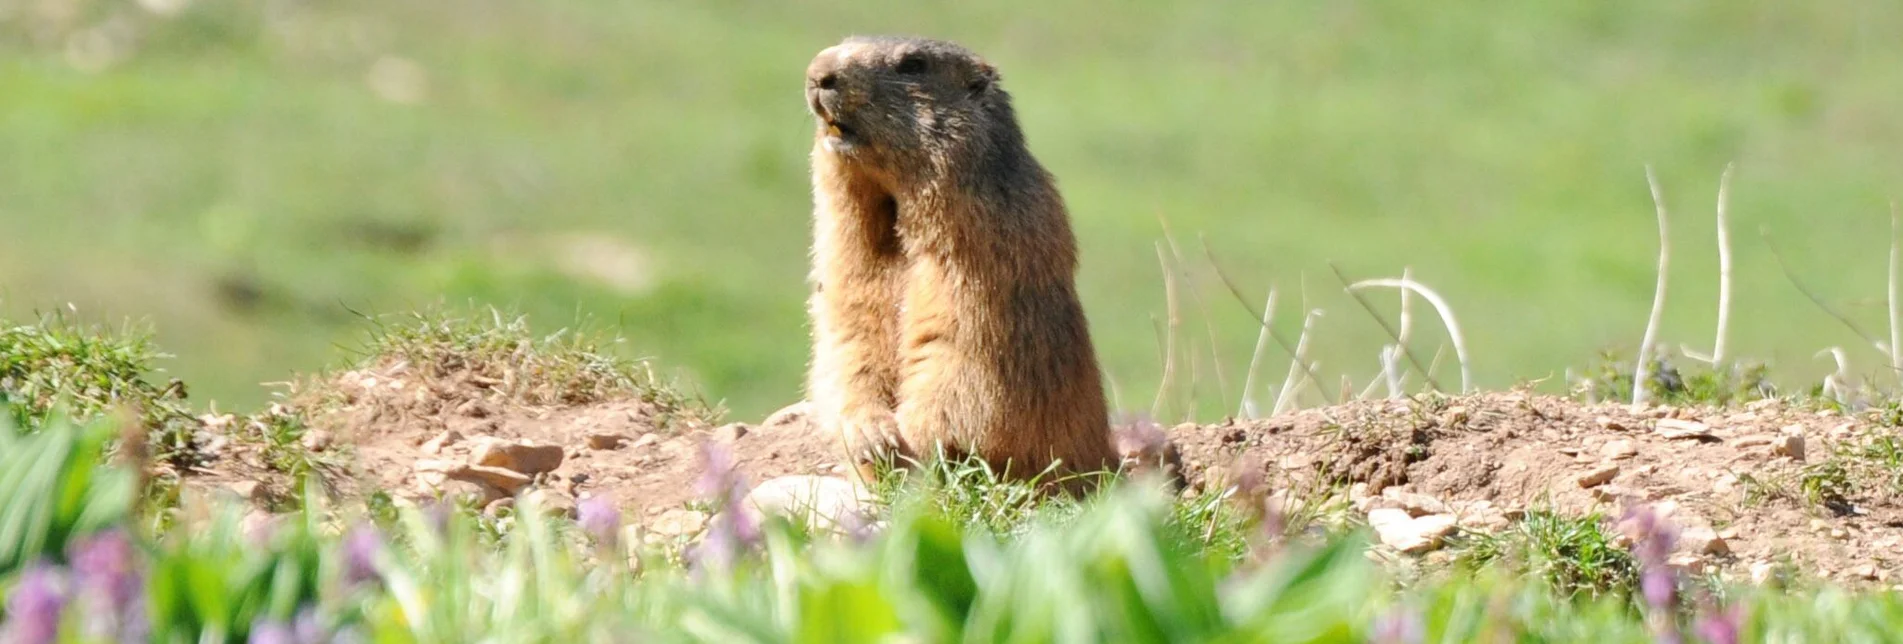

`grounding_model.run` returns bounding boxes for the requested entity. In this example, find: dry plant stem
[1712,162,1735,369]
[1237,287,1279,419]
[1159,215,1231,412]
[1890,201,1902,379]
[1151,242,1181,420]
[1329,262,1442,392]
[1633,165,1671,407]
[1274,309,1324,415]
[1198,234,1337,402]
[1184,340,1201,423]
[1817,347,1850,406]
[1761,226,1888,353]
[1346,278,1472,393]
[1382,345,1404,399]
